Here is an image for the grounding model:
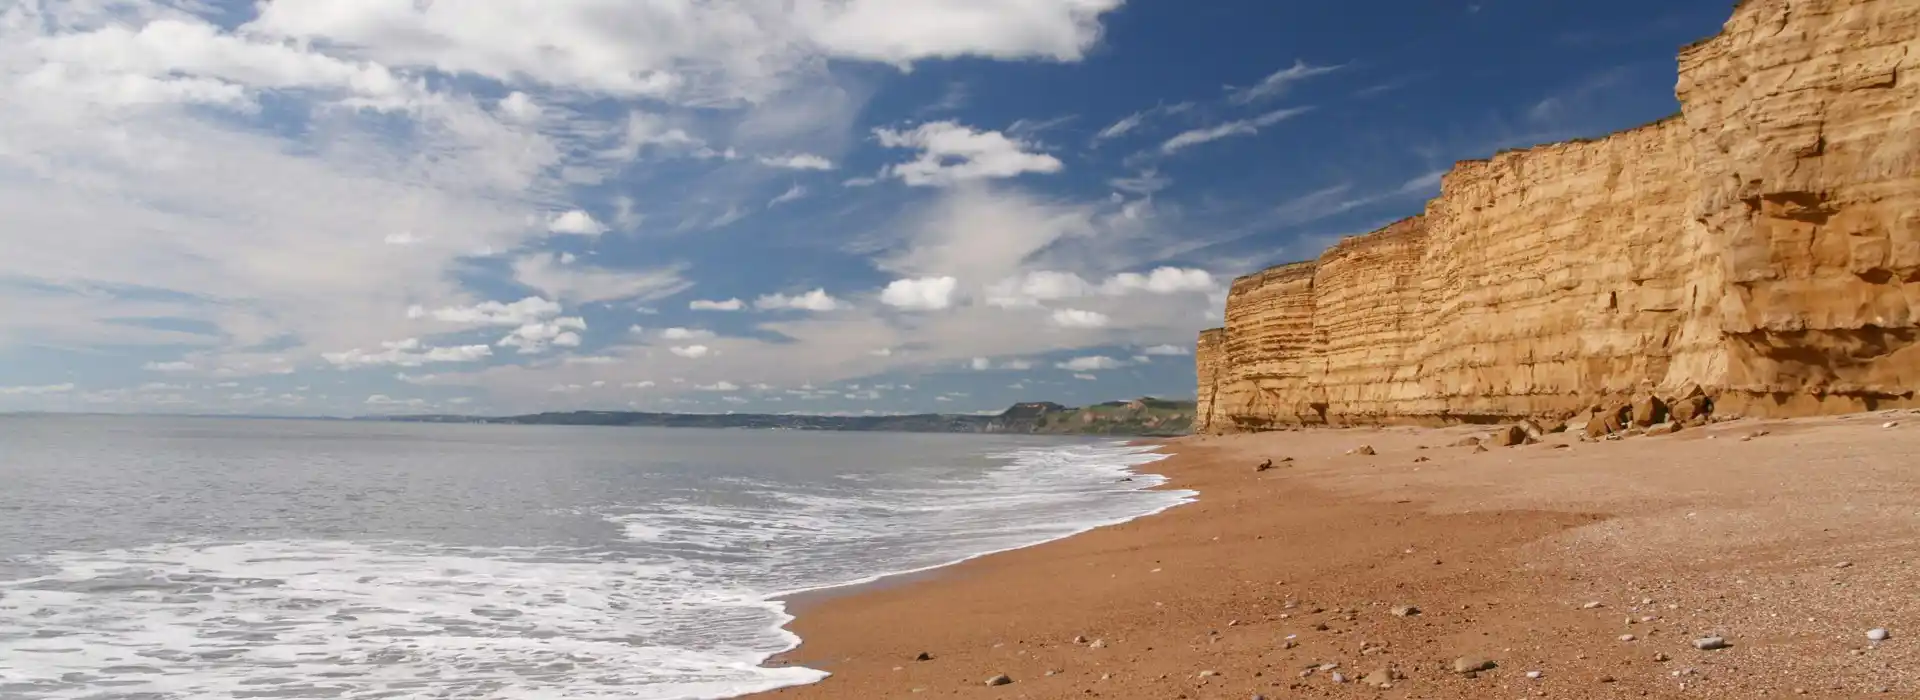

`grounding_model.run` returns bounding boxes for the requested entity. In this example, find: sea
[0,416,1192,699]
